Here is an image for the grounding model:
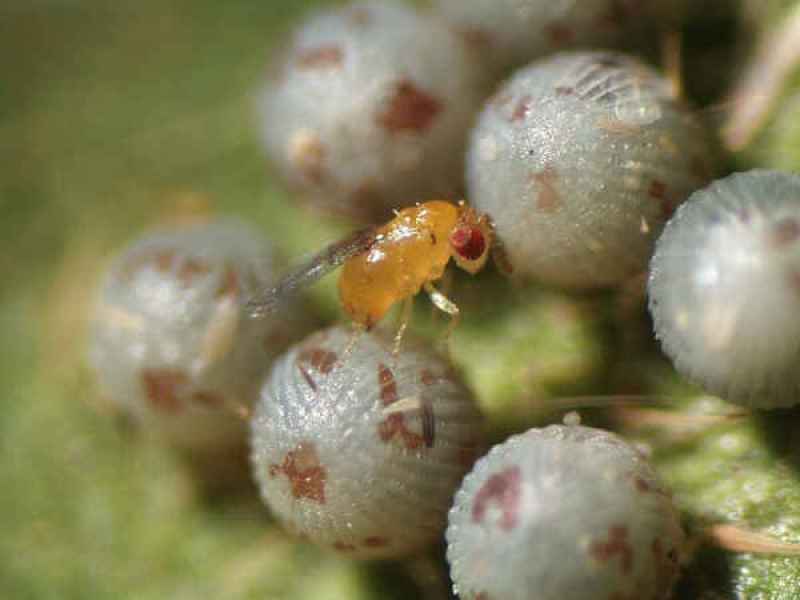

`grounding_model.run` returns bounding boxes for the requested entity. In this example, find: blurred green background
[0,1,411,598]
[5,1,800,598]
